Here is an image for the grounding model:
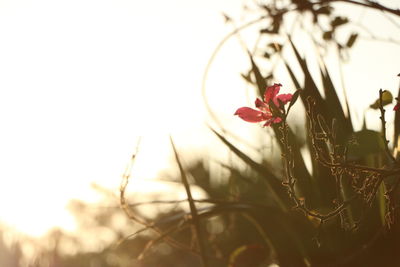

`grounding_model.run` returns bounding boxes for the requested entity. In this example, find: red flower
[234,83,293,127]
